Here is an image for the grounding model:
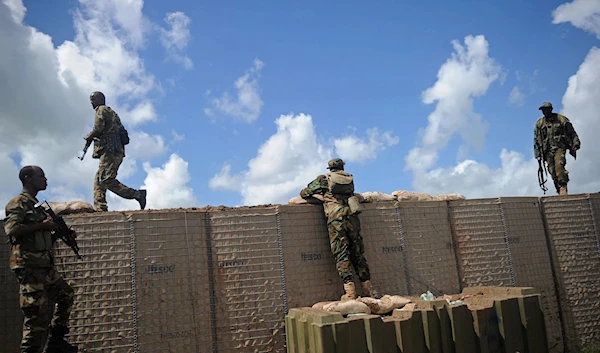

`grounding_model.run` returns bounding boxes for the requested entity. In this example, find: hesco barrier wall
[1,193,599,353]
